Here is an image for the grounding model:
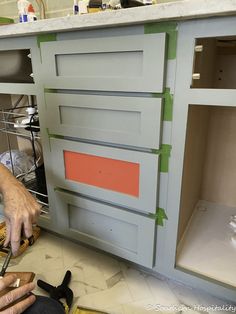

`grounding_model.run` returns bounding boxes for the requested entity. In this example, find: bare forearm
[0,163,20,195]
[0,164,29,210]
